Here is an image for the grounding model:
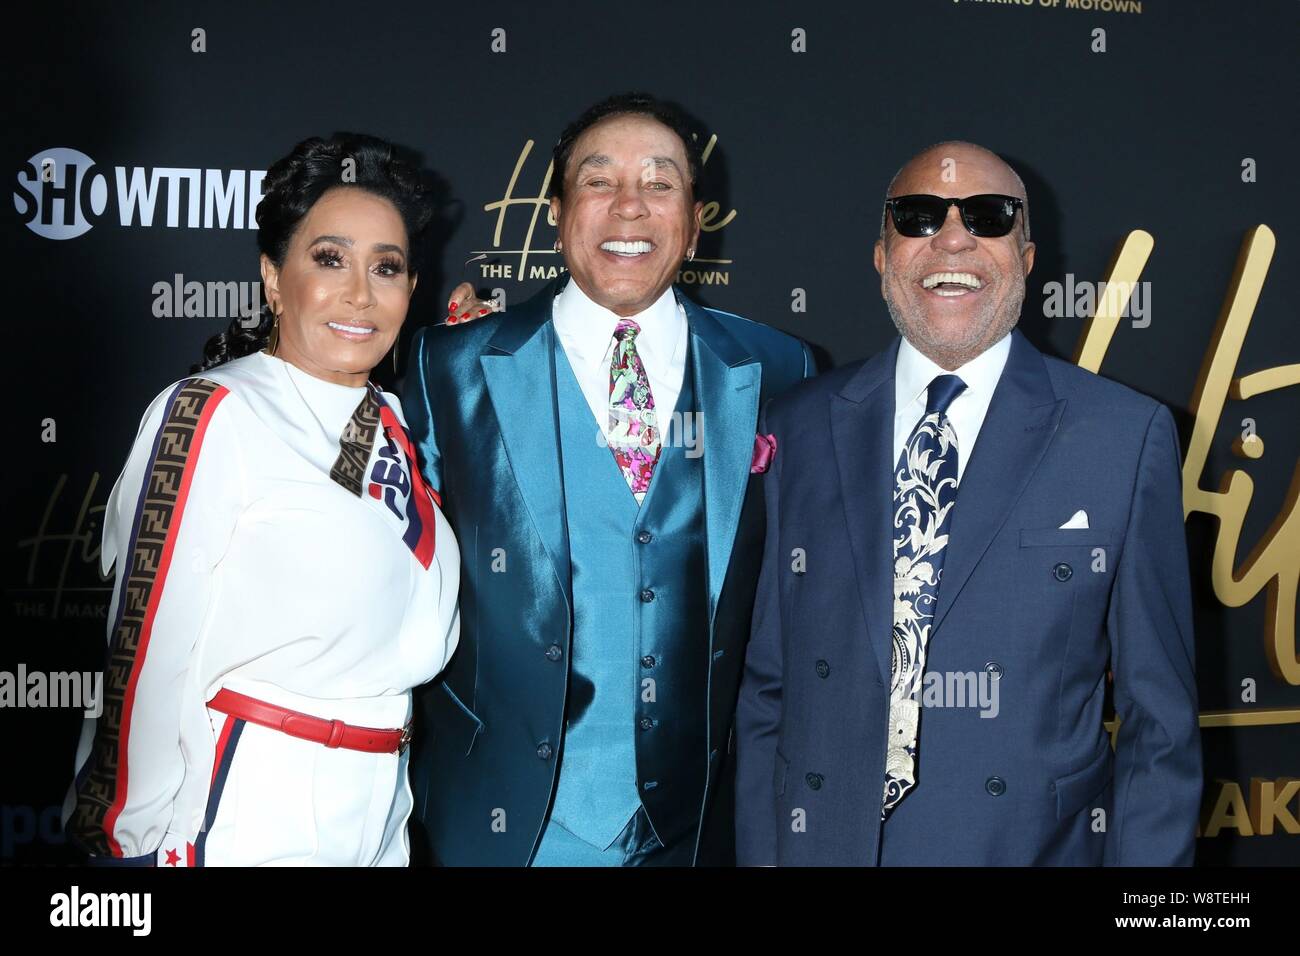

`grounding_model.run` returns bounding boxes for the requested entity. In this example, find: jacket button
[637,530,653,544]
[806,773,824,791]
[1053,562,1073,582]
[640,588,655,602]
[815,660,830,679]
[984,661,1003,679]
[545,644,562,662]
[641,655,656,668]
[536,742,553,760]
[985,776,1006,797]
[638,717,656,731]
